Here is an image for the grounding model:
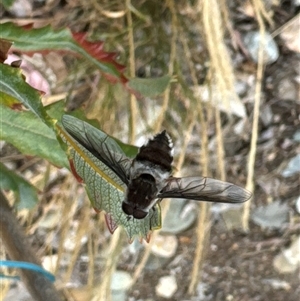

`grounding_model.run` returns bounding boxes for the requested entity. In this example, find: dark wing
[158,176,252,203]
[61,115,132,185]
